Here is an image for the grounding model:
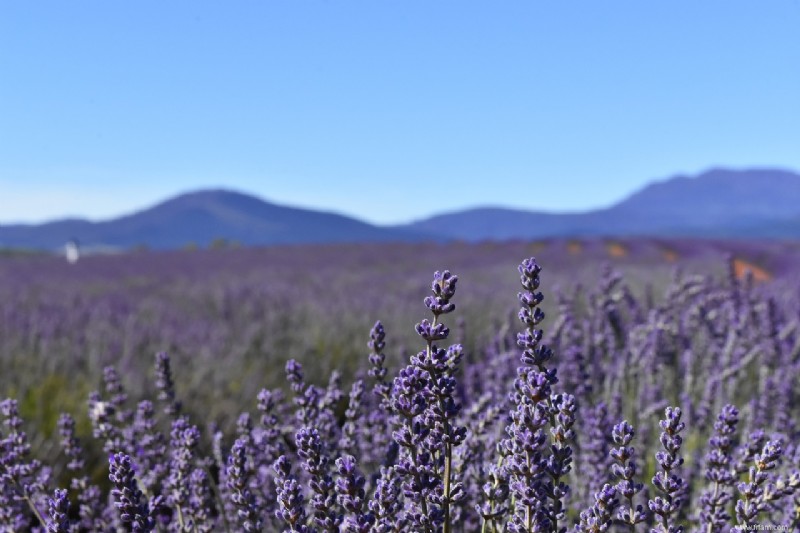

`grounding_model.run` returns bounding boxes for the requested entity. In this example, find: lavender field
[1,239,799,532]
